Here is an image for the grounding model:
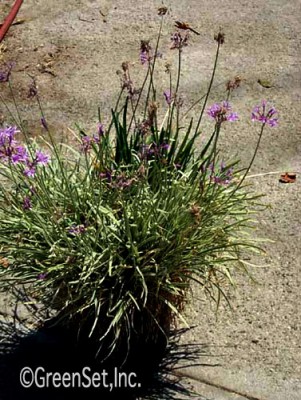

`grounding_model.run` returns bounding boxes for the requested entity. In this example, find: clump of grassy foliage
[0,8,277,360]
